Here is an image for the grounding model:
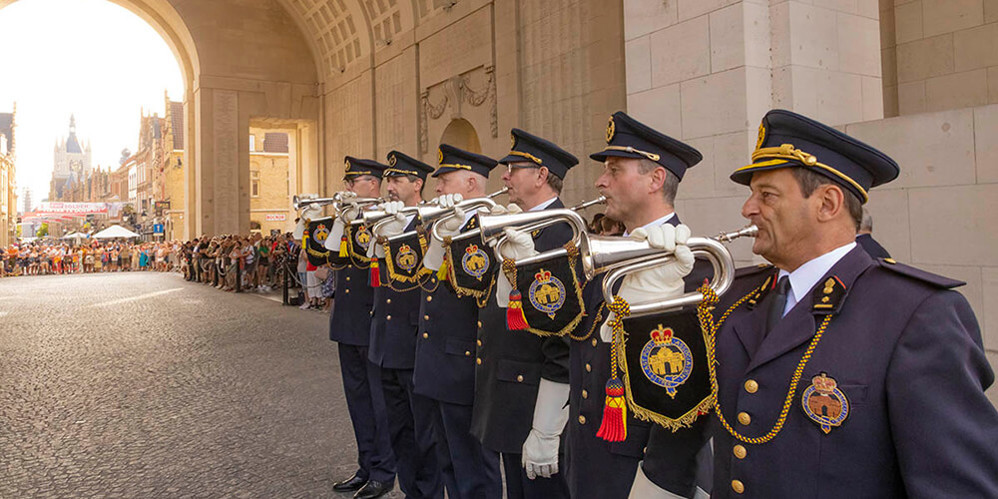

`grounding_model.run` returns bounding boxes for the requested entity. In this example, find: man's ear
[814,184,845,223]
[648,165,667,195]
